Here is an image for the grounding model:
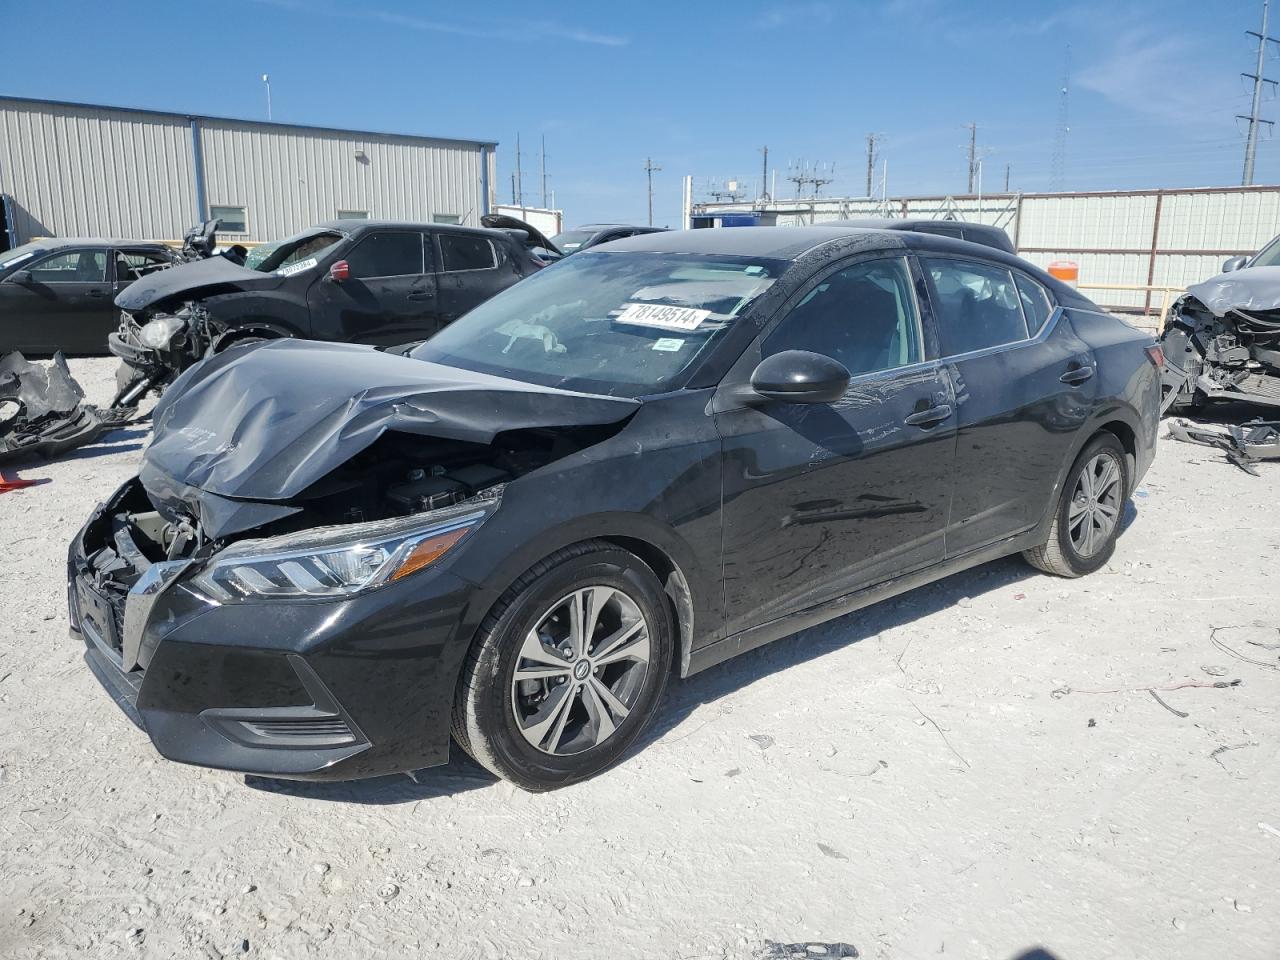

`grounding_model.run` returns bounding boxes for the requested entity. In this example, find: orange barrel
[1047,260,1079,287]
